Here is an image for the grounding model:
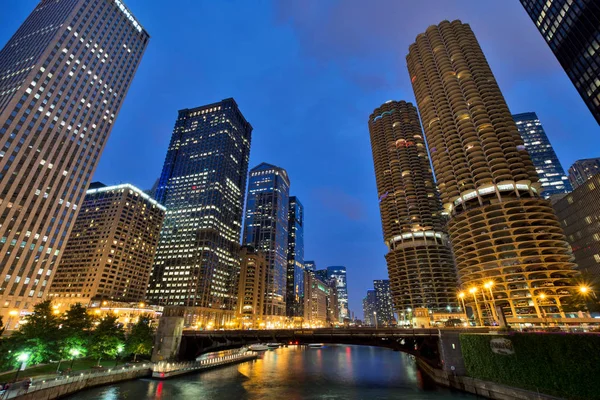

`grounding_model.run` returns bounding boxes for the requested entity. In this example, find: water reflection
[65,345,475,400]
